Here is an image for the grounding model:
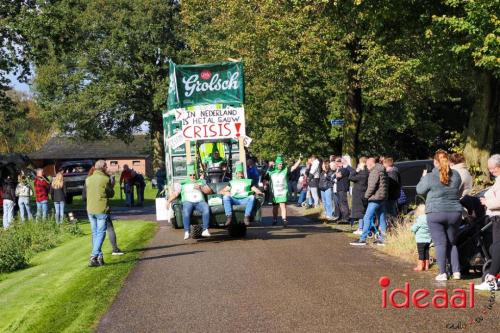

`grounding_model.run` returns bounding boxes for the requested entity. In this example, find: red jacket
[34,177,50,202]
[120,169,132,184]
